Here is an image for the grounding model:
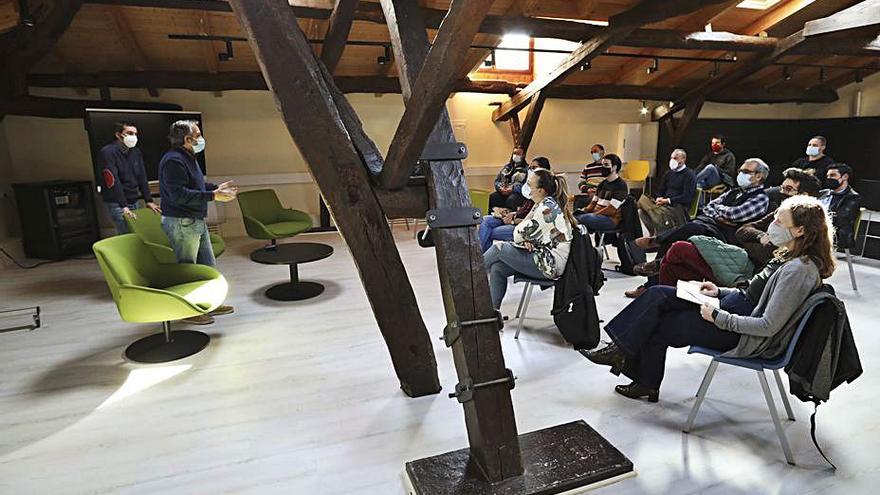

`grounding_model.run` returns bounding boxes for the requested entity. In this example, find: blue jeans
[575,213,617,232]
[478,216,515,253]
[161,216,216,266]
[105,202,139,234]
[696,165,722,188]
[605,286,752,389]
[483,242,548,309]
